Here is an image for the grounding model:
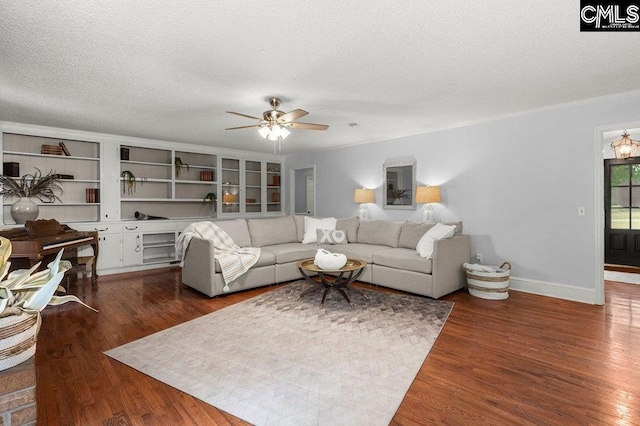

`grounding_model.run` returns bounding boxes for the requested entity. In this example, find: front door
[605,158,640,266]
